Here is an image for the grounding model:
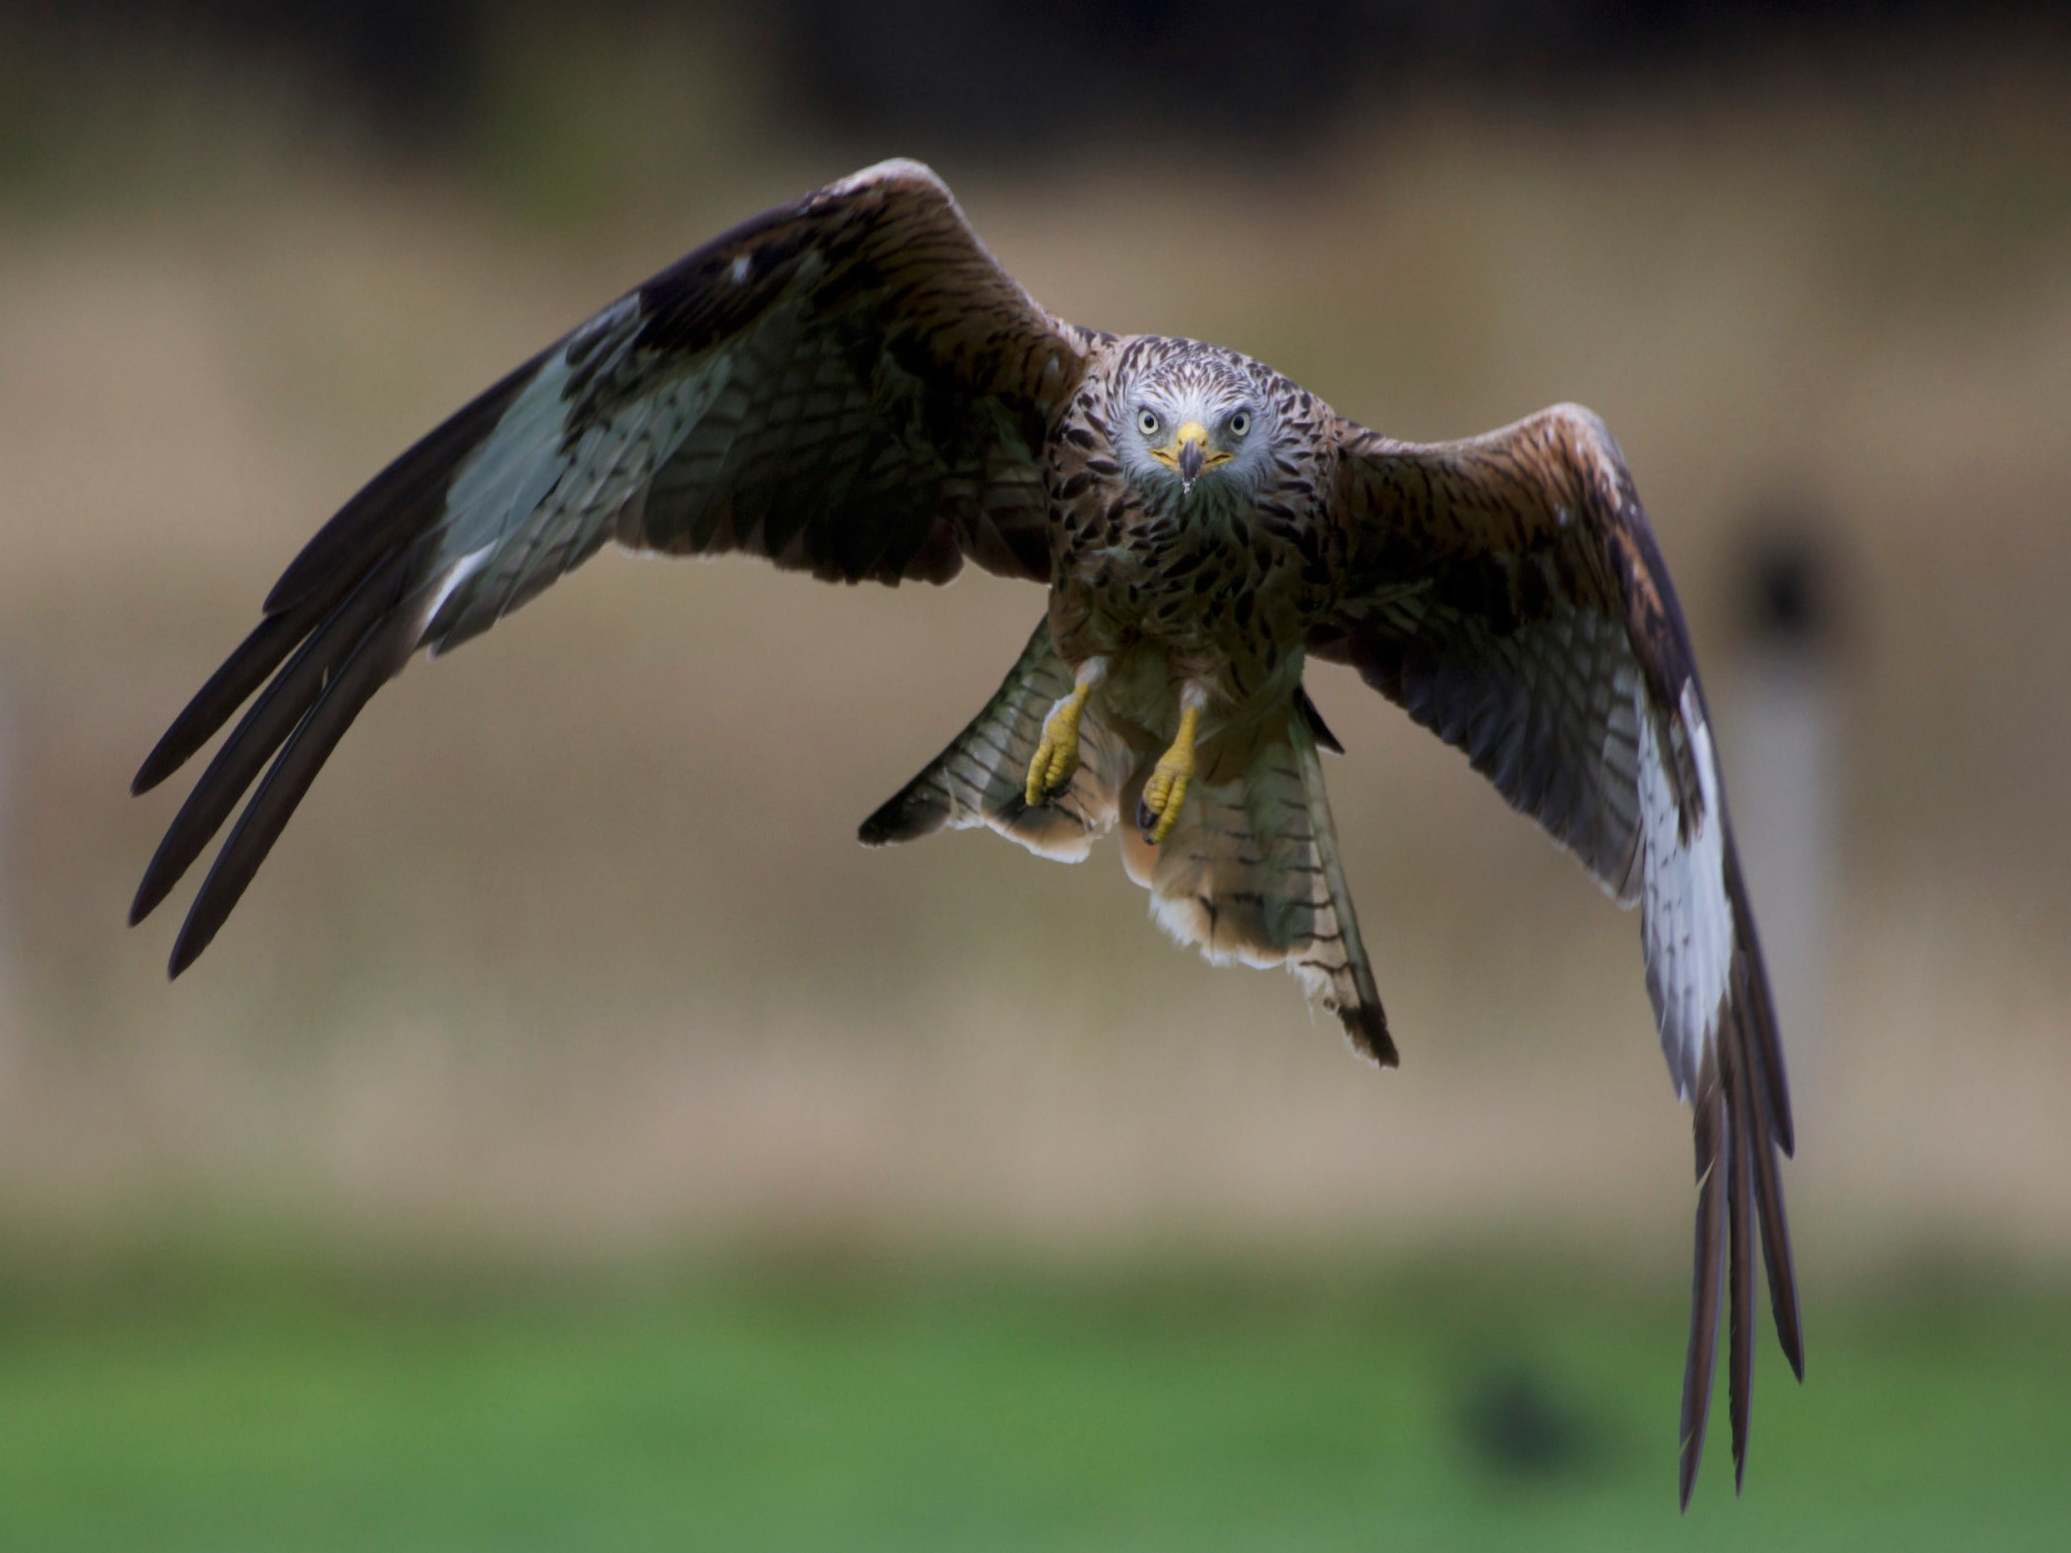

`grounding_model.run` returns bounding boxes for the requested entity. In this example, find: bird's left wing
[1311,404,1802,1506]
[131,160,1097,975]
